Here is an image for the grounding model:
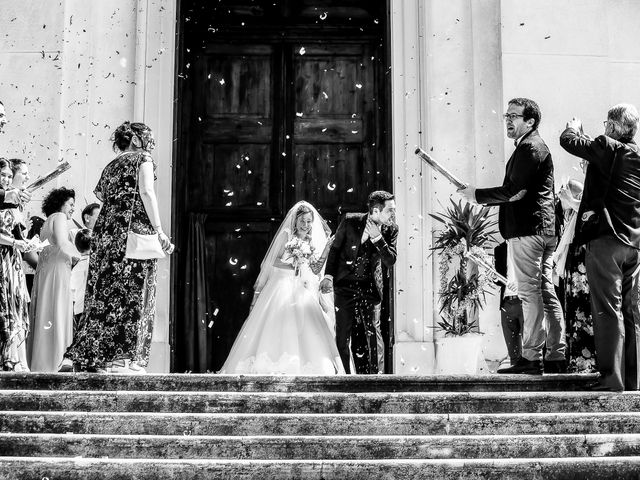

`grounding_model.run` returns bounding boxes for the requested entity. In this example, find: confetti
[327,182,336,190]
[213,308,219,316]
[229,258,238,265]
[44,321,52,330]
[355,83,362,89]
[208,321,214,328]
[296,112,303,117]
[219,79,225,85]
[299,47,306,55]
[319,12,328,20]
